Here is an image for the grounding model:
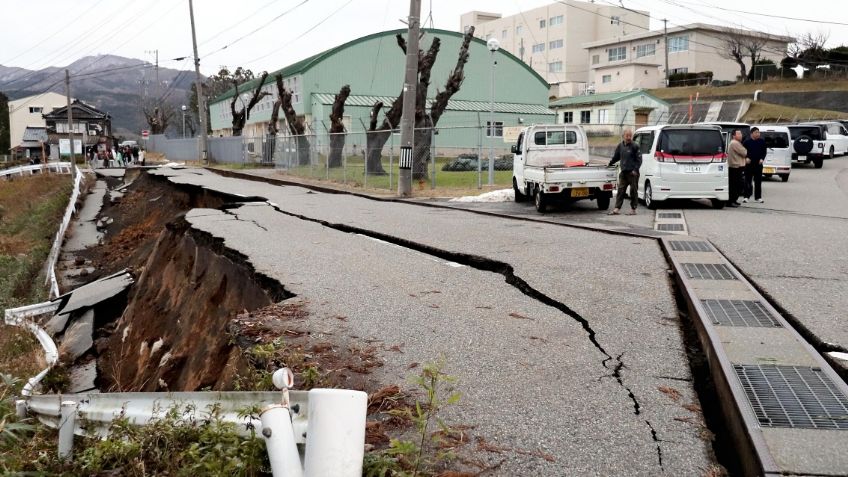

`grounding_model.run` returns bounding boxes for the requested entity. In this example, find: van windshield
[789,126,823,140]
[762,132,789,148]
[658,129,724,156]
